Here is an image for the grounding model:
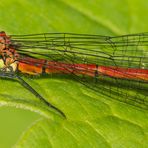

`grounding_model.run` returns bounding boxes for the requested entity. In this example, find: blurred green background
[0,0,148,147]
